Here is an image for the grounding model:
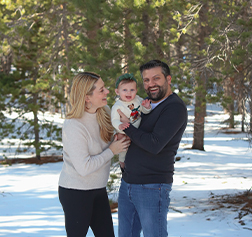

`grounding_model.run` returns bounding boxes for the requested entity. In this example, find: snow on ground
[0,103,252,236]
